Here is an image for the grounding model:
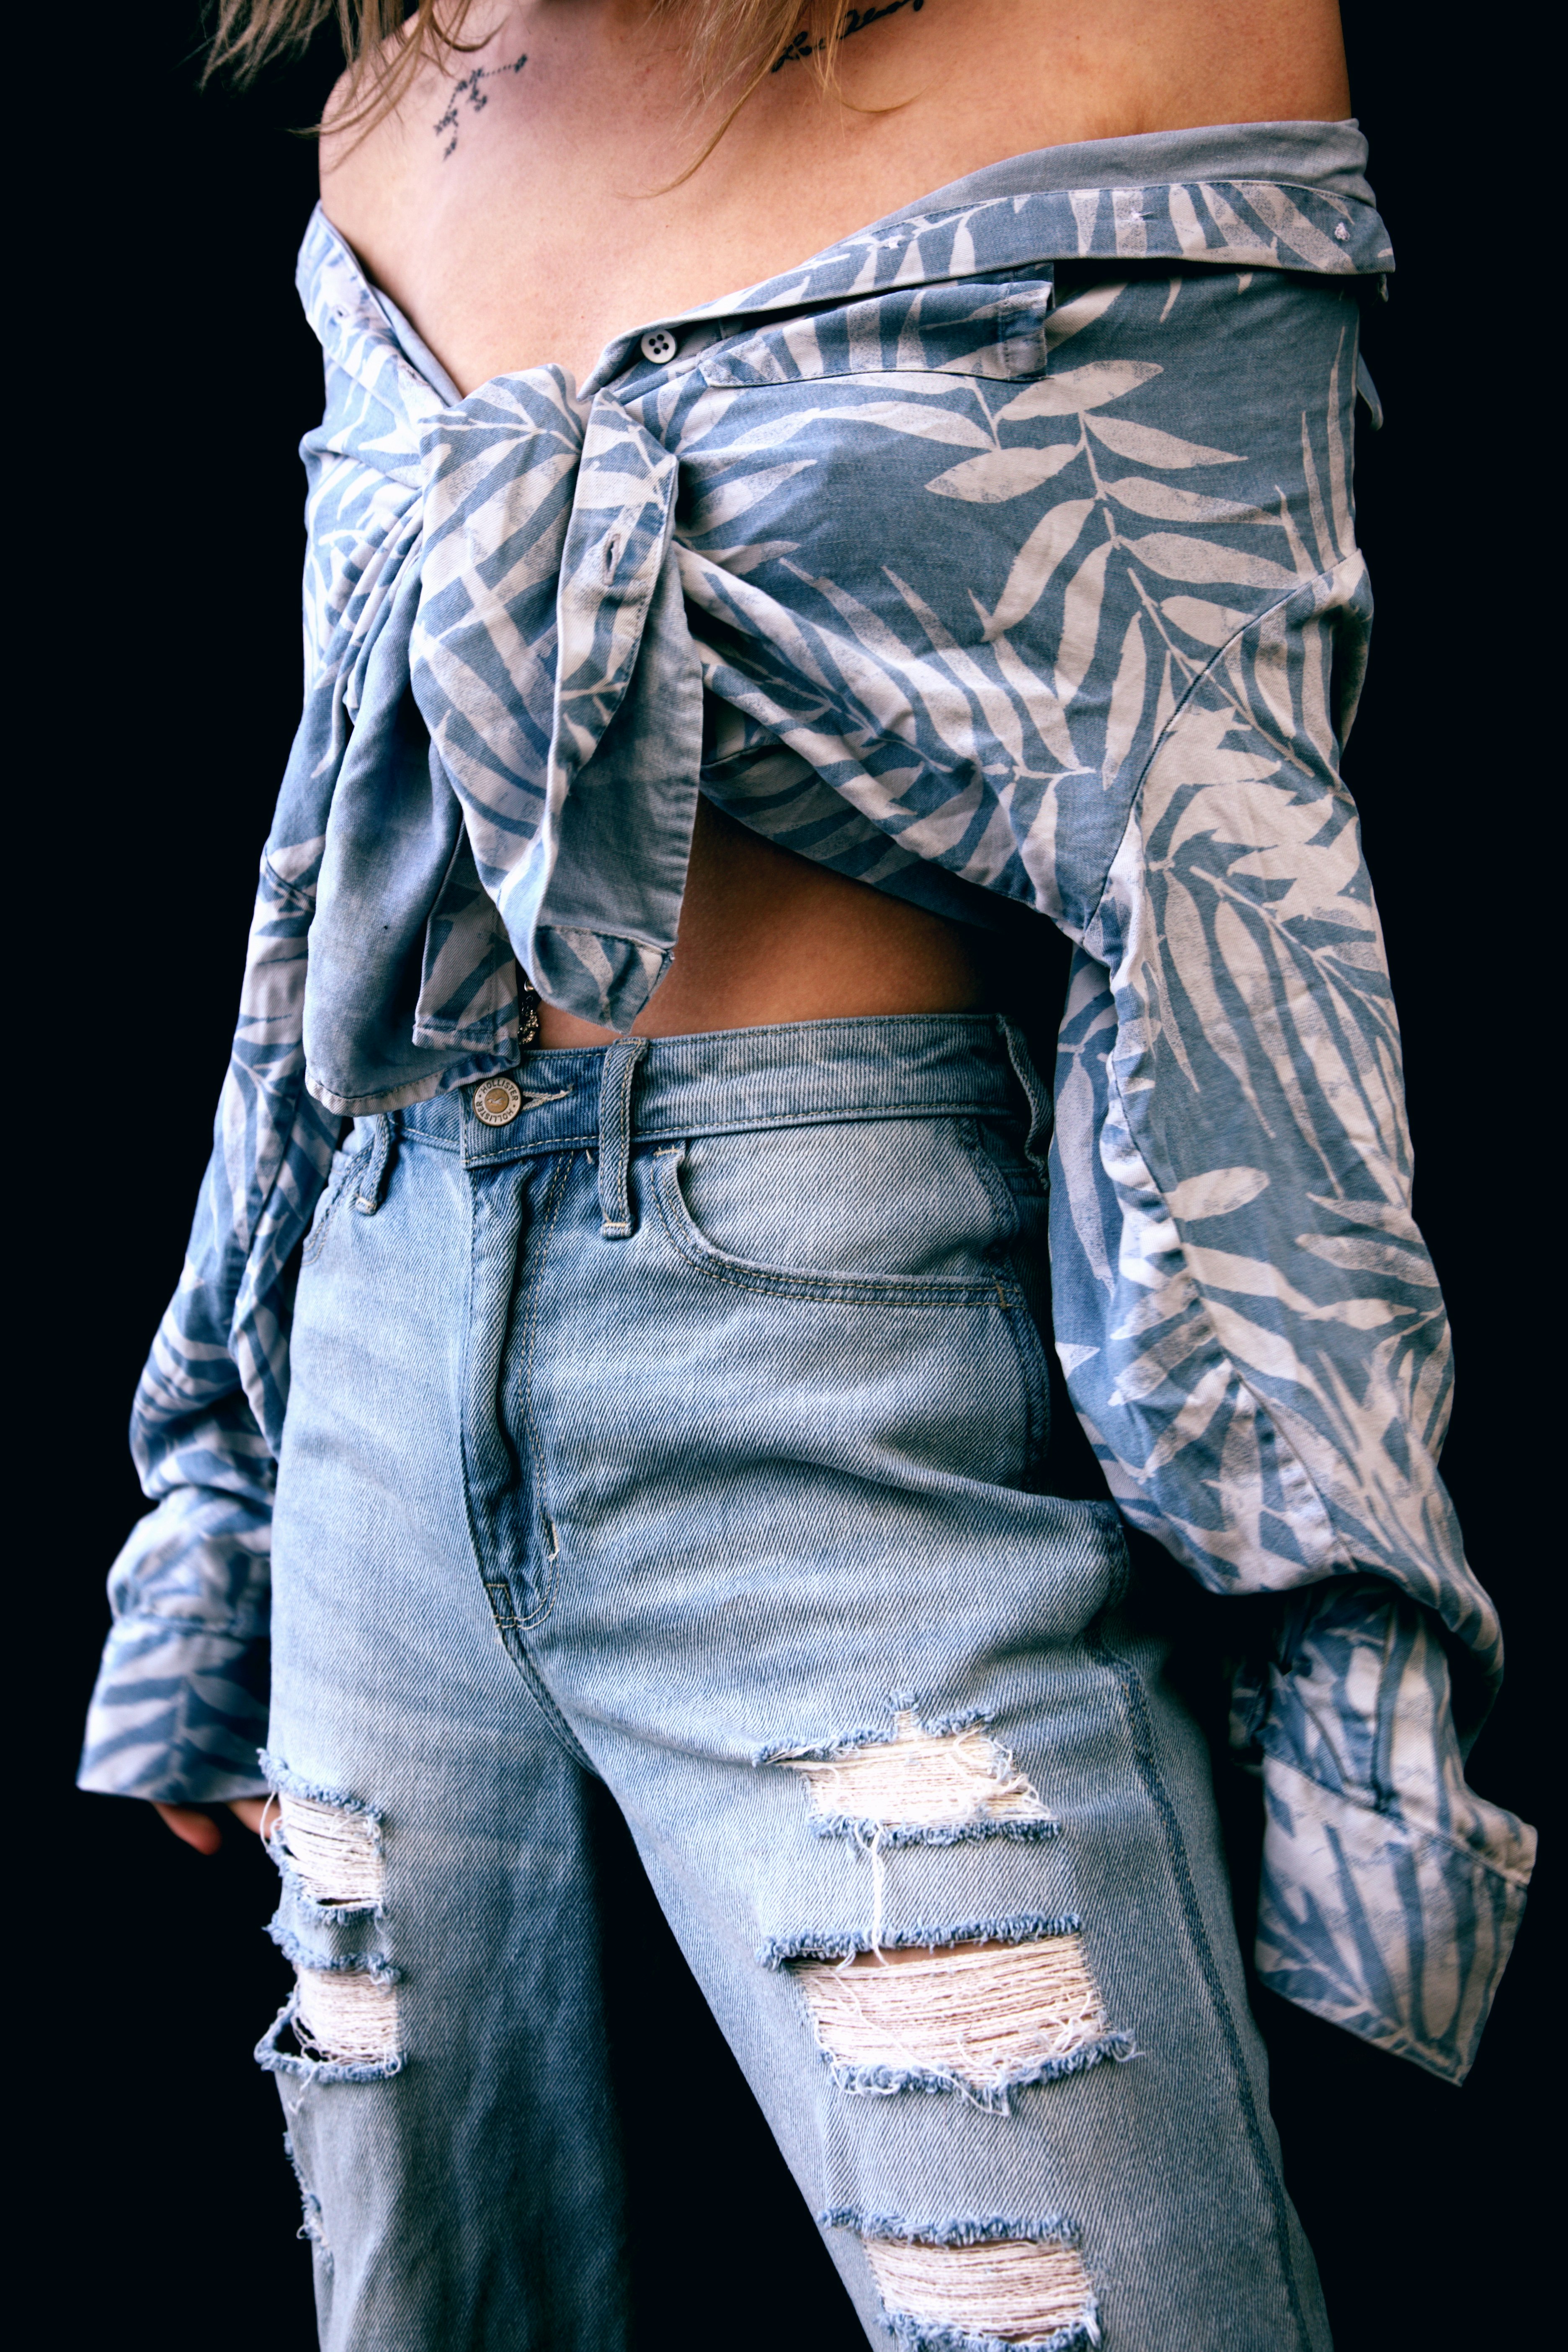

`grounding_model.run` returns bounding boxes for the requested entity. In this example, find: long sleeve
[1046,567,1535,2078]
[78,231,529,1800]
[78,852,340,1801]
